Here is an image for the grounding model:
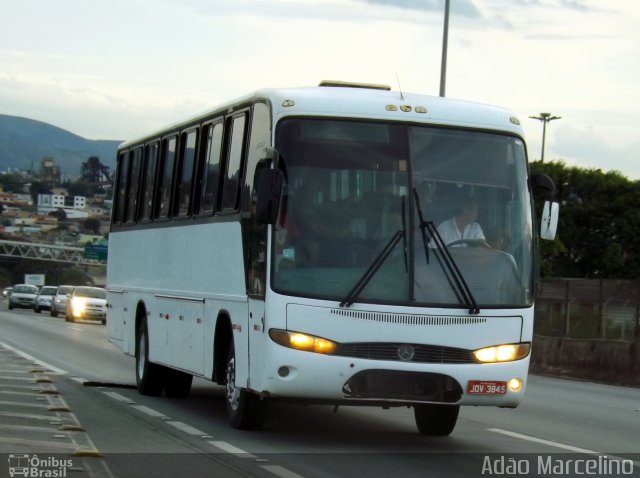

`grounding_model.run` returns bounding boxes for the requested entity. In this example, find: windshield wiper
[412,188,480,314]
[340,197,408,308]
